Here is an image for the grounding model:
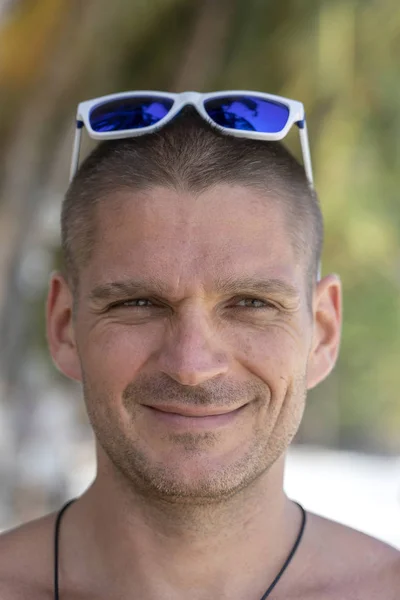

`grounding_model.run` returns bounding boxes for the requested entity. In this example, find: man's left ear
[307,273,342,390]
